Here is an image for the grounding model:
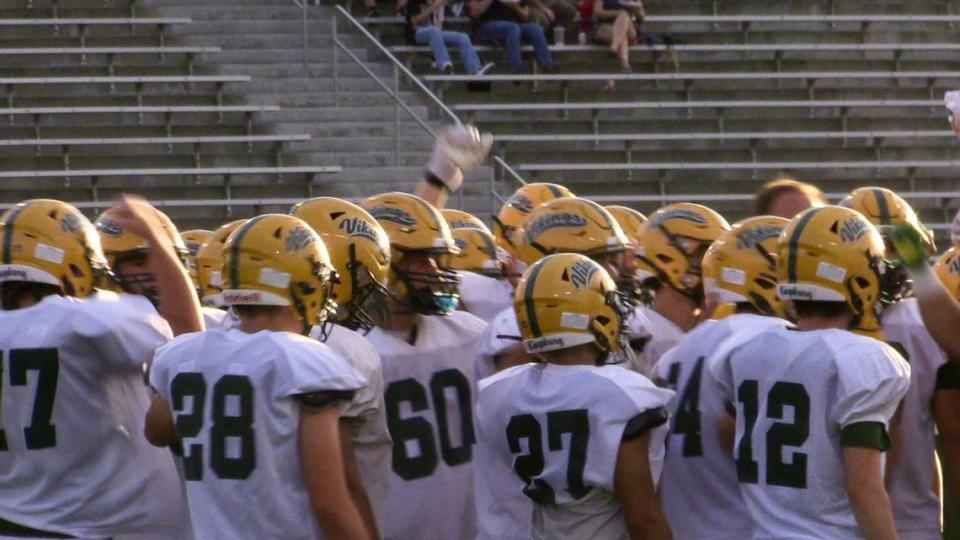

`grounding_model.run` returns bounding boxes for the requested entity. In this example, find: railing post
[394,64,401,166]
[332,14,339,106]
[302,0,309,78]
